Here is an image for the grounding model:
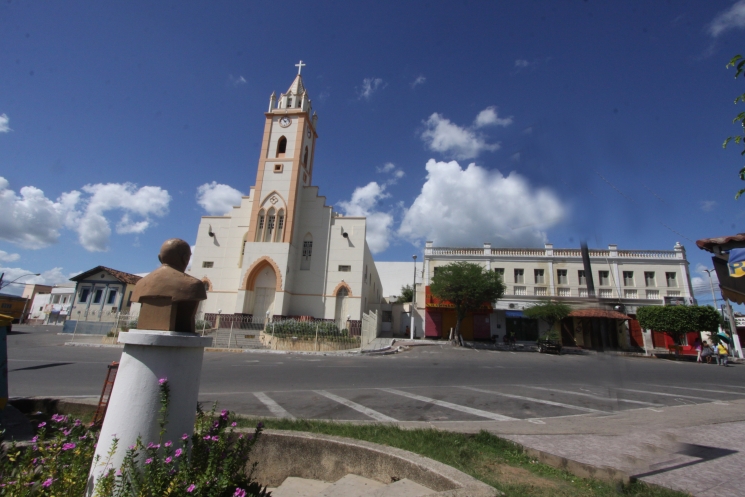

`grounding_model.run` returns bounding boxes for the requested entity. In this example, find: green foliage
[636,305,721,343]
[395,285,414,303]
[267,319,358,344]
[0,413,97,496]
[724,54,745,199]
[523,302,572,340]
[429,262,505,340]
